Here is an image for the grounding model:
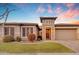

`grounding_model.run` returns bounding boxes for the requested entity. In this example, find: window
[45,20,50,24]
[22,27,31,37]
[27,27,29,36]
[22,28,25,37]
[10,27,14,37]
[4,27,9,35]
[30,27,33,33]
[4,27,14,36]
